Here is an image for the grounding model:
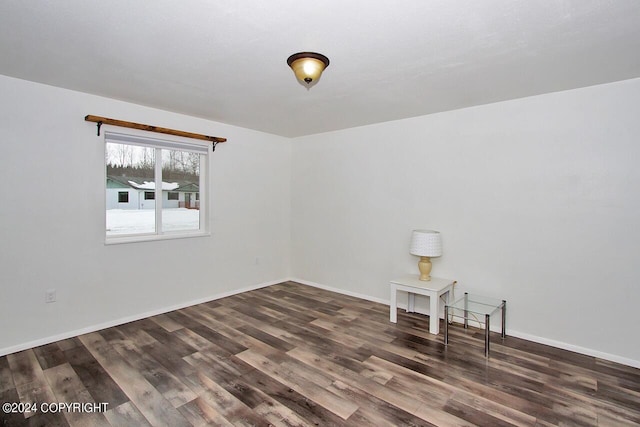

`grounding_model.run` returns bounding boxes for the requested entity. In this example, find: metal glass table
[444,292,506,357]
